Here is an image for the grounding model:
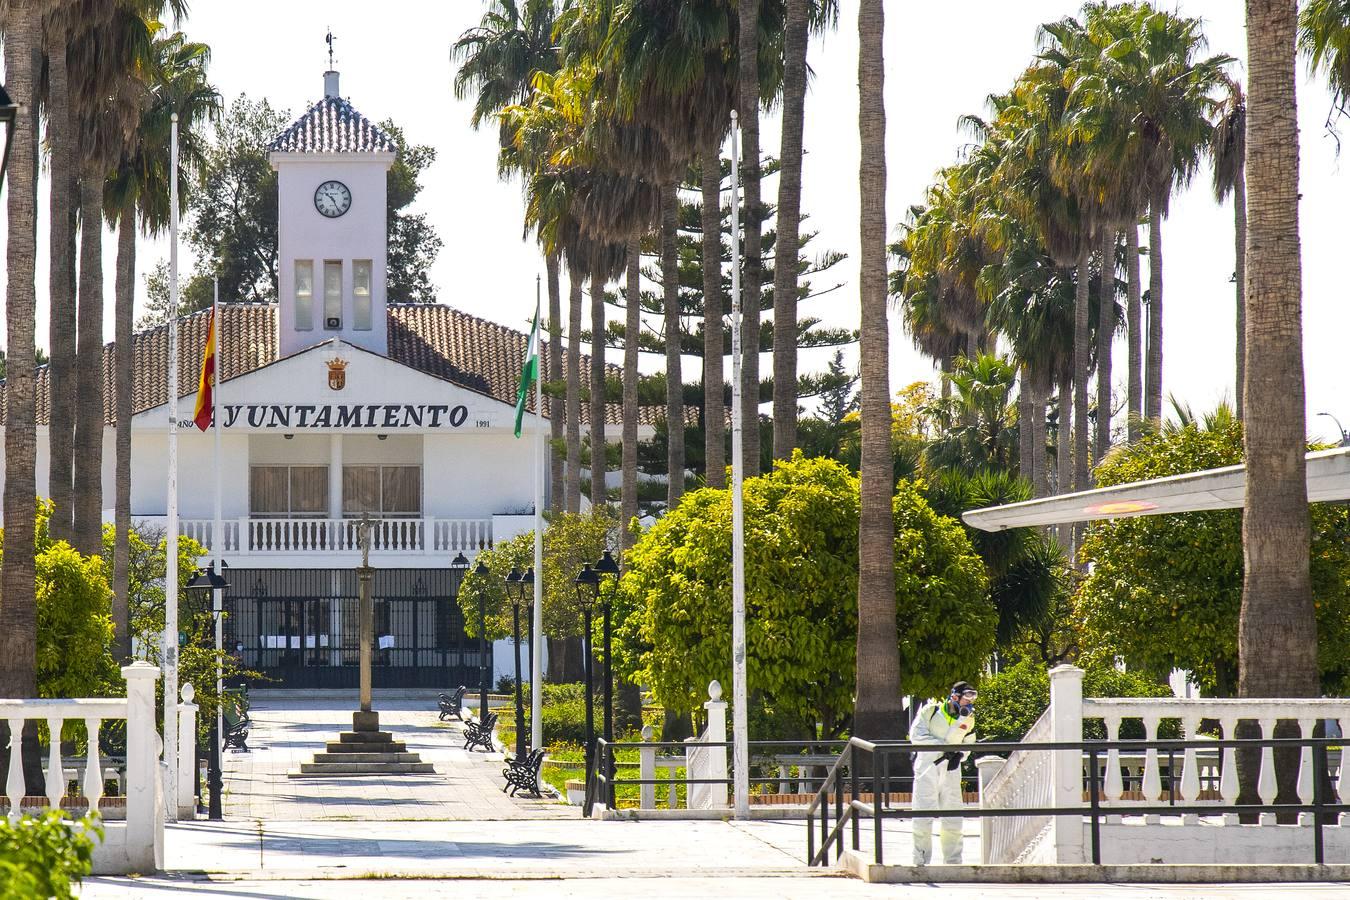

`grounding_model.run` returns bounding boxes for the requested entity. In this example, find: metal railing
[807,735,1350,868]
[587,738,849,817]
